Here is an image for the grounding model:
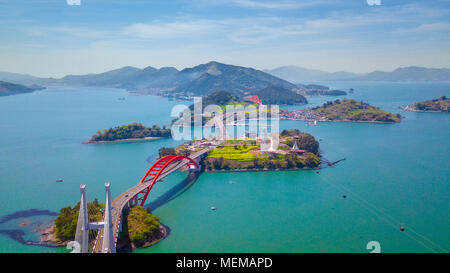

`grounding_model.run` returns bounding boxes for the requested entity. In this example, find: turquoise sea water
[0,83,448,253]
